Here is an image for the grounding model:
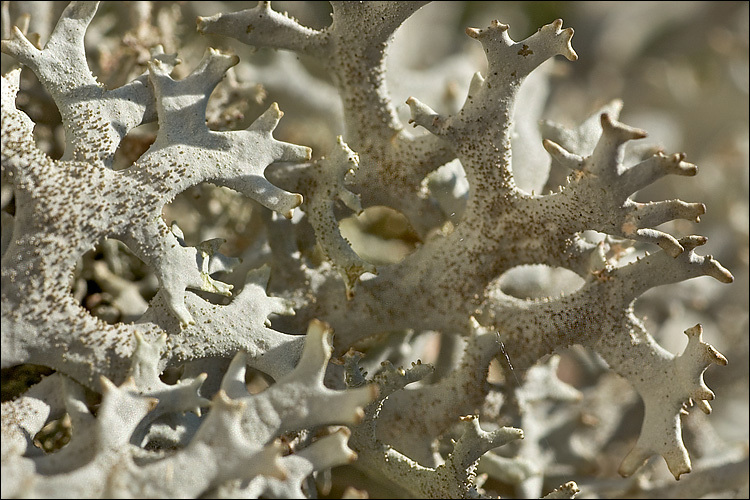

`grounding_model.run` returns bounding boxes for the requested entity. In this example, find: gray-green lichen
[2,1,748,498]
